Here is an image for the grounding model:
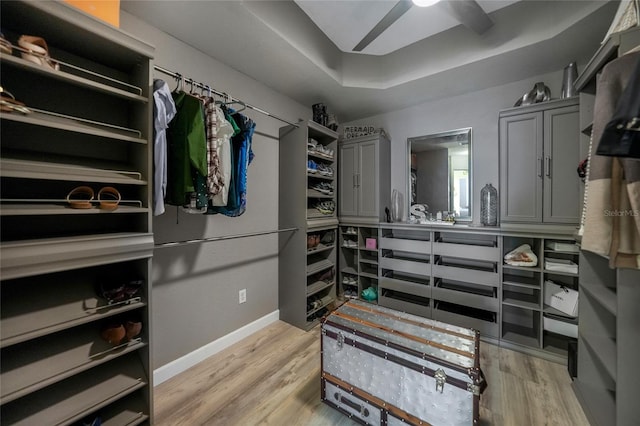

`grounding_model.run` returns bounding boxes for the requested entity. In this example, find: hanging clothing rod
[154,65,300,128]
[154,227,297,249]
